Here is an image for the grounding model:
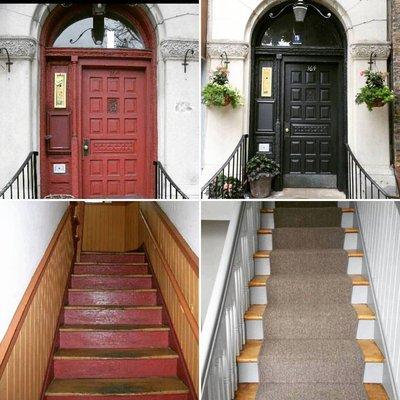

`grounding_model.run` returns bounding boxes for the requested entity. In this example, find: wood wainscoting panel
[0,207,75,400]
[139,202,199,396]
[82,203,140,252]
